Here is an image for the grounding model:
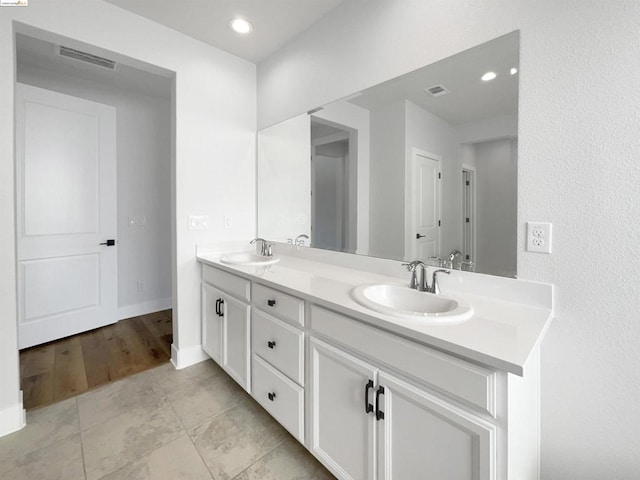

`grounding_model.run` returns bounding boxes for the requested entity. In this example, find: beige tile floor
[0,359,335,480]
